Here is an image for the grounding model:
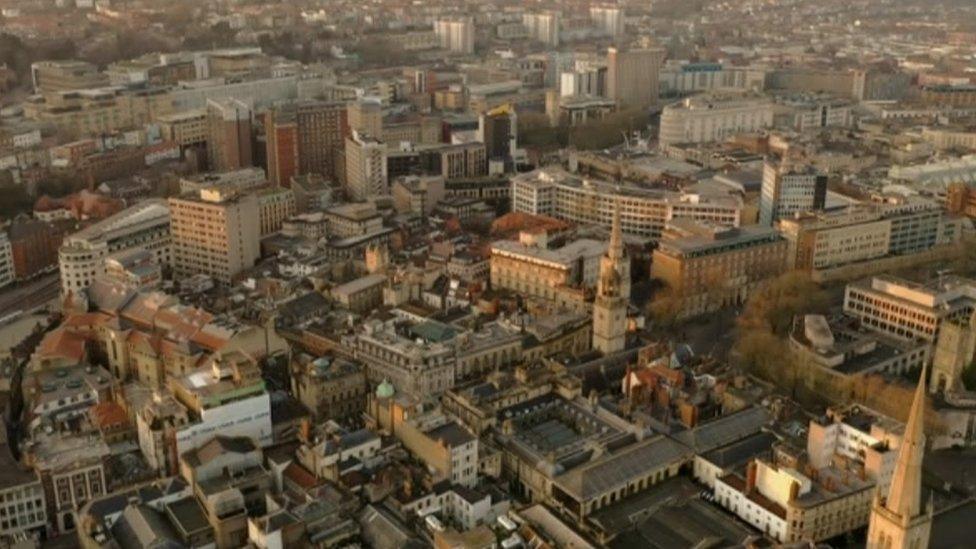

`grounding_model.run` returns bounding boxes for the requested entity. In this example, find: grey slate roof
[553,435,693,502]
[672,406,771,454]
[110,504,183,549]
